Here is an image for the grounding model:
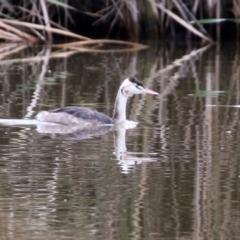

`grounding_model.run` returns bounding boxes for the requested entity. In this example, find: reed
[0,0,239,43]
